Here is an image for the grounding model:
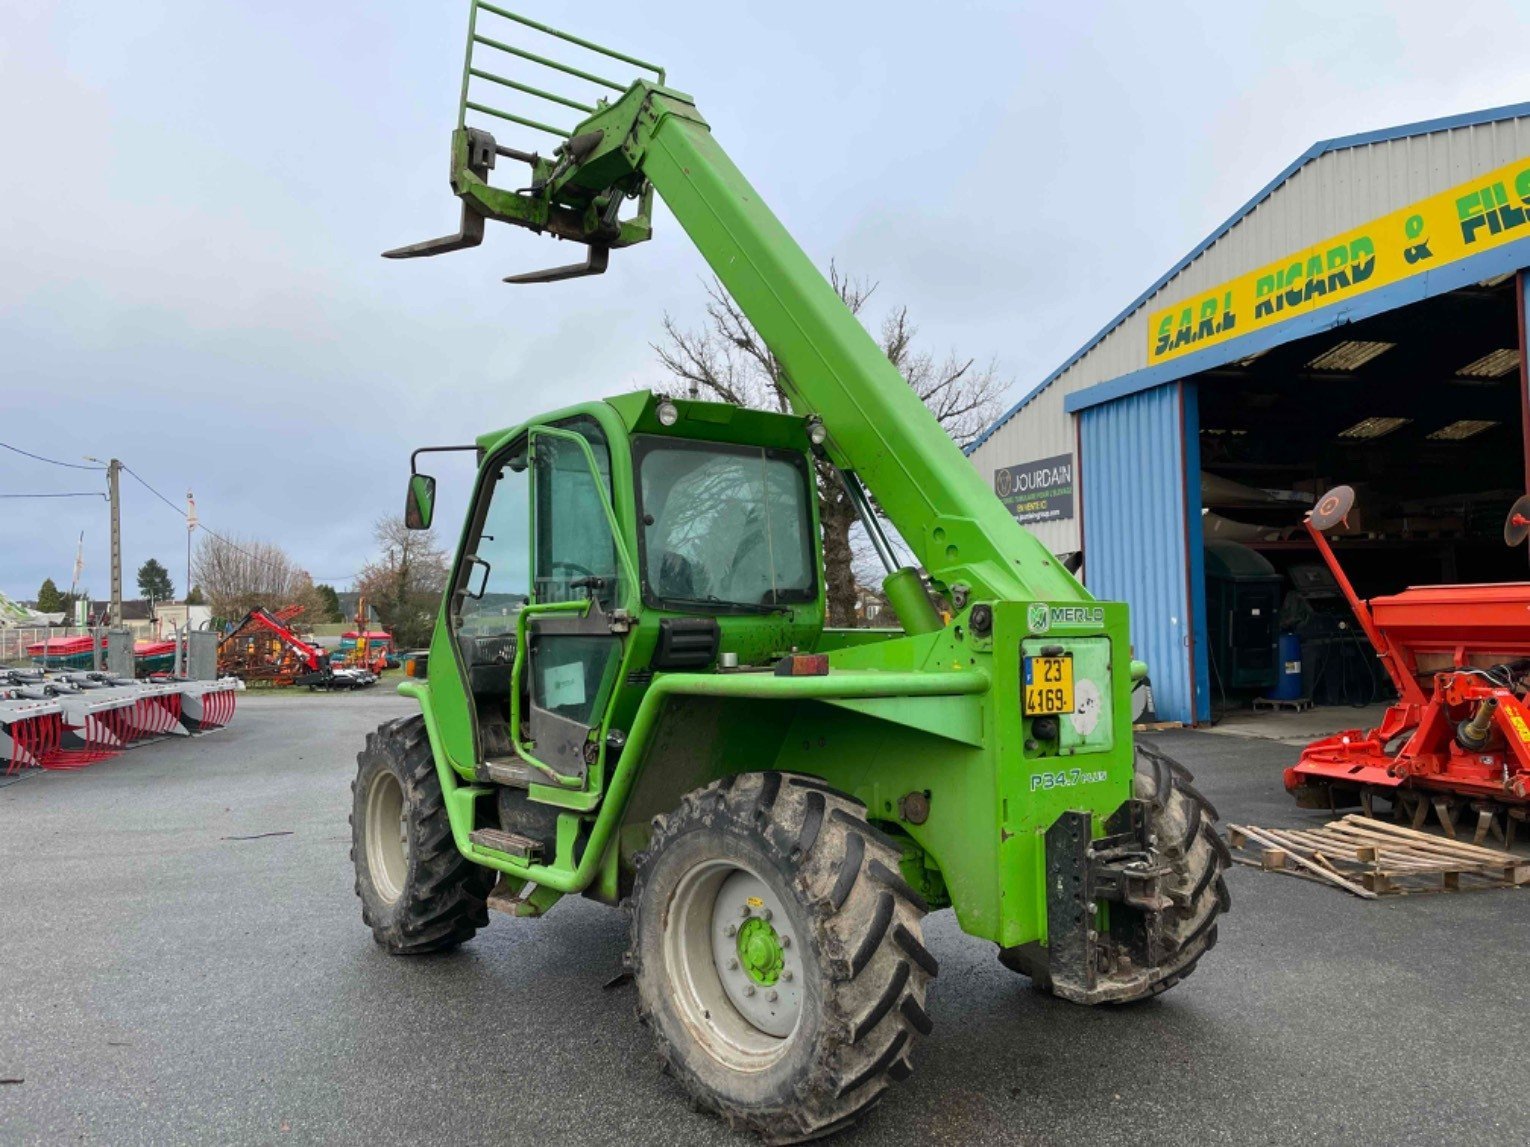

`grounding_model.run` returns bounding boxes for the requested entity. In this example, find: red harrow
[1,695,121,772]
[175,679,238,733]
[1,671,240,775]
[1284,488,1530,847]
